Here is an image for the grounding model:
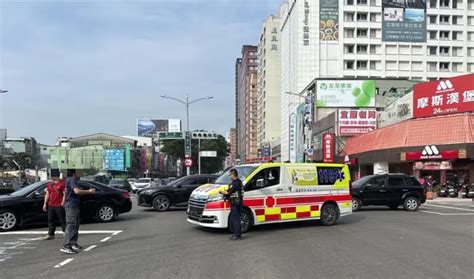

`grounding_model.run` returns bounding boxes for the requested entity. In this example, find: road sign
[306,148,314,156]
[184,157,193,168]
[159,132,184,139]
[184,131,192,157]
[199,151,217,157]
